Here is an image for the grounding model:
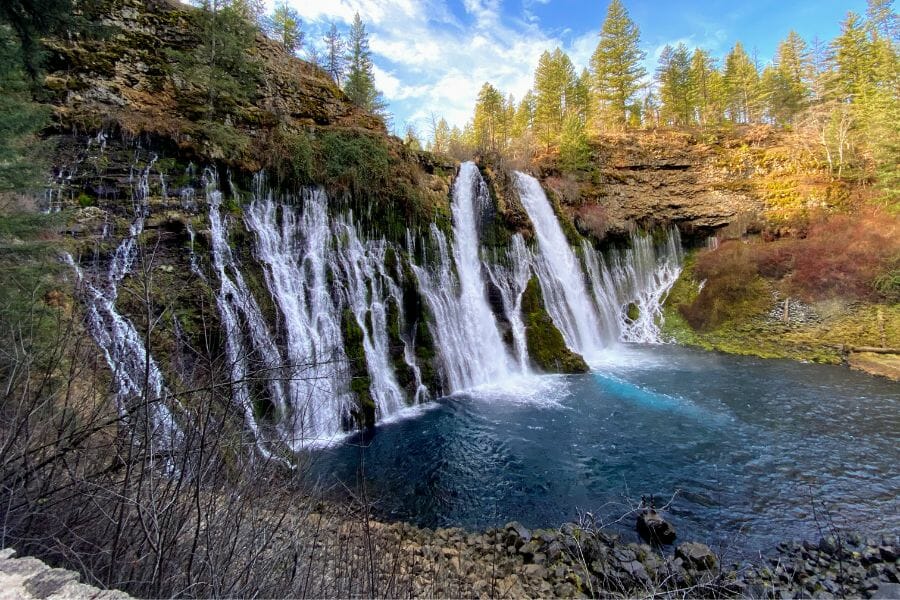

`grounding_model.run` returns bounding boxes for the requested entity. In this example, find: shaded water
[309,345,900,557]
